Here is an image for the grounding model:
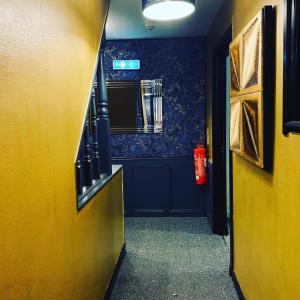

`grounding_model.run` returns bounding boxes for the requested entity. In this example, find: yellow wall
[0,1,125,299]
[207,0,300,299]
